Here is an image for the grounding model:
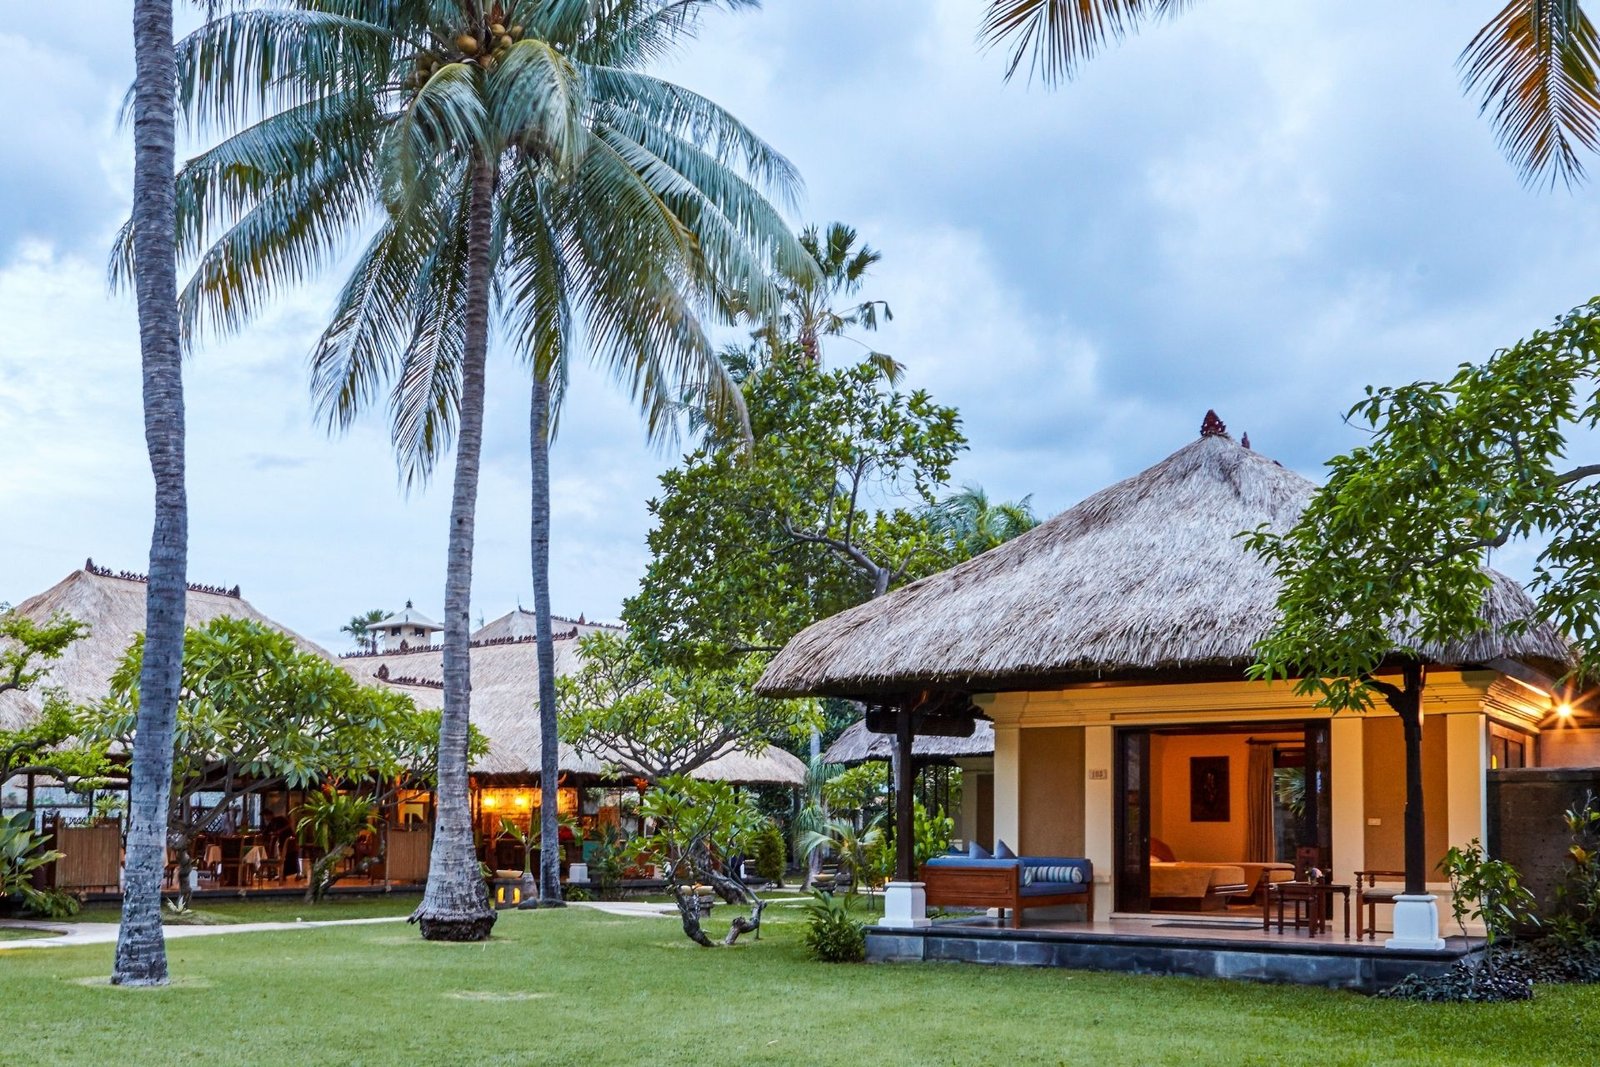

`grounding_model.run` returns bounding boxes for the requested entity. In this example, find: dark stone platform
[866,918,1478,993]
